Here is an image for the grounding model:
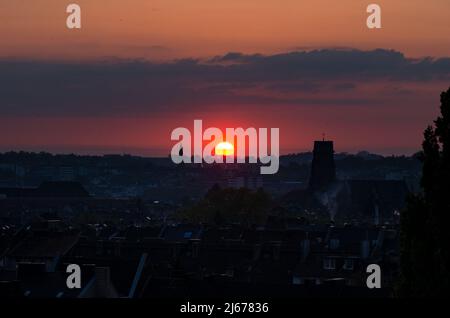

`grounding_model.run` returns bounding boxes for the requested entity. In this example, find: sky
[1,0,450,156]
